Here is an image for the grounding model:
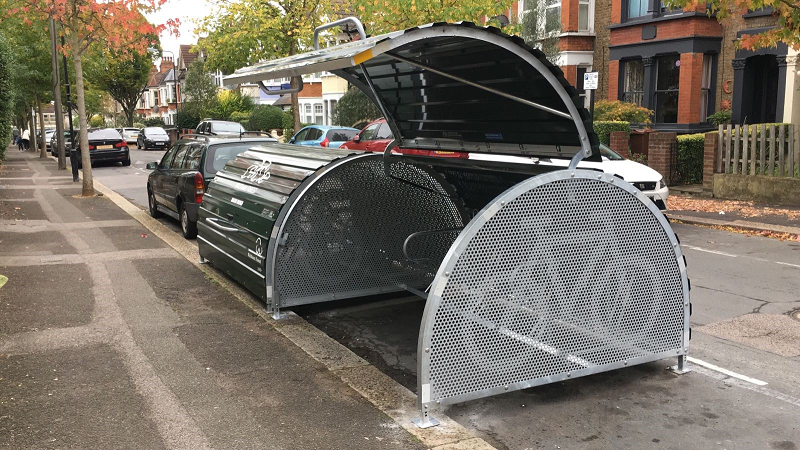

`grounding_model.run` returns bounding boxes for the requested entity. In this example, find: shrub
[89,114,105,128]
[331,87,381,127]
[282,109,295,137]
[0,34,12,160]
[707,109,732,127]
[144,117,166,127]
[175,110,200,130]
[594,100,652,125]
[248,105,286,131]
[676,133,705,184]
[217,90,255,120]
[593,121,630,146]
[229,111,252,129]
[133,121,145,129]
